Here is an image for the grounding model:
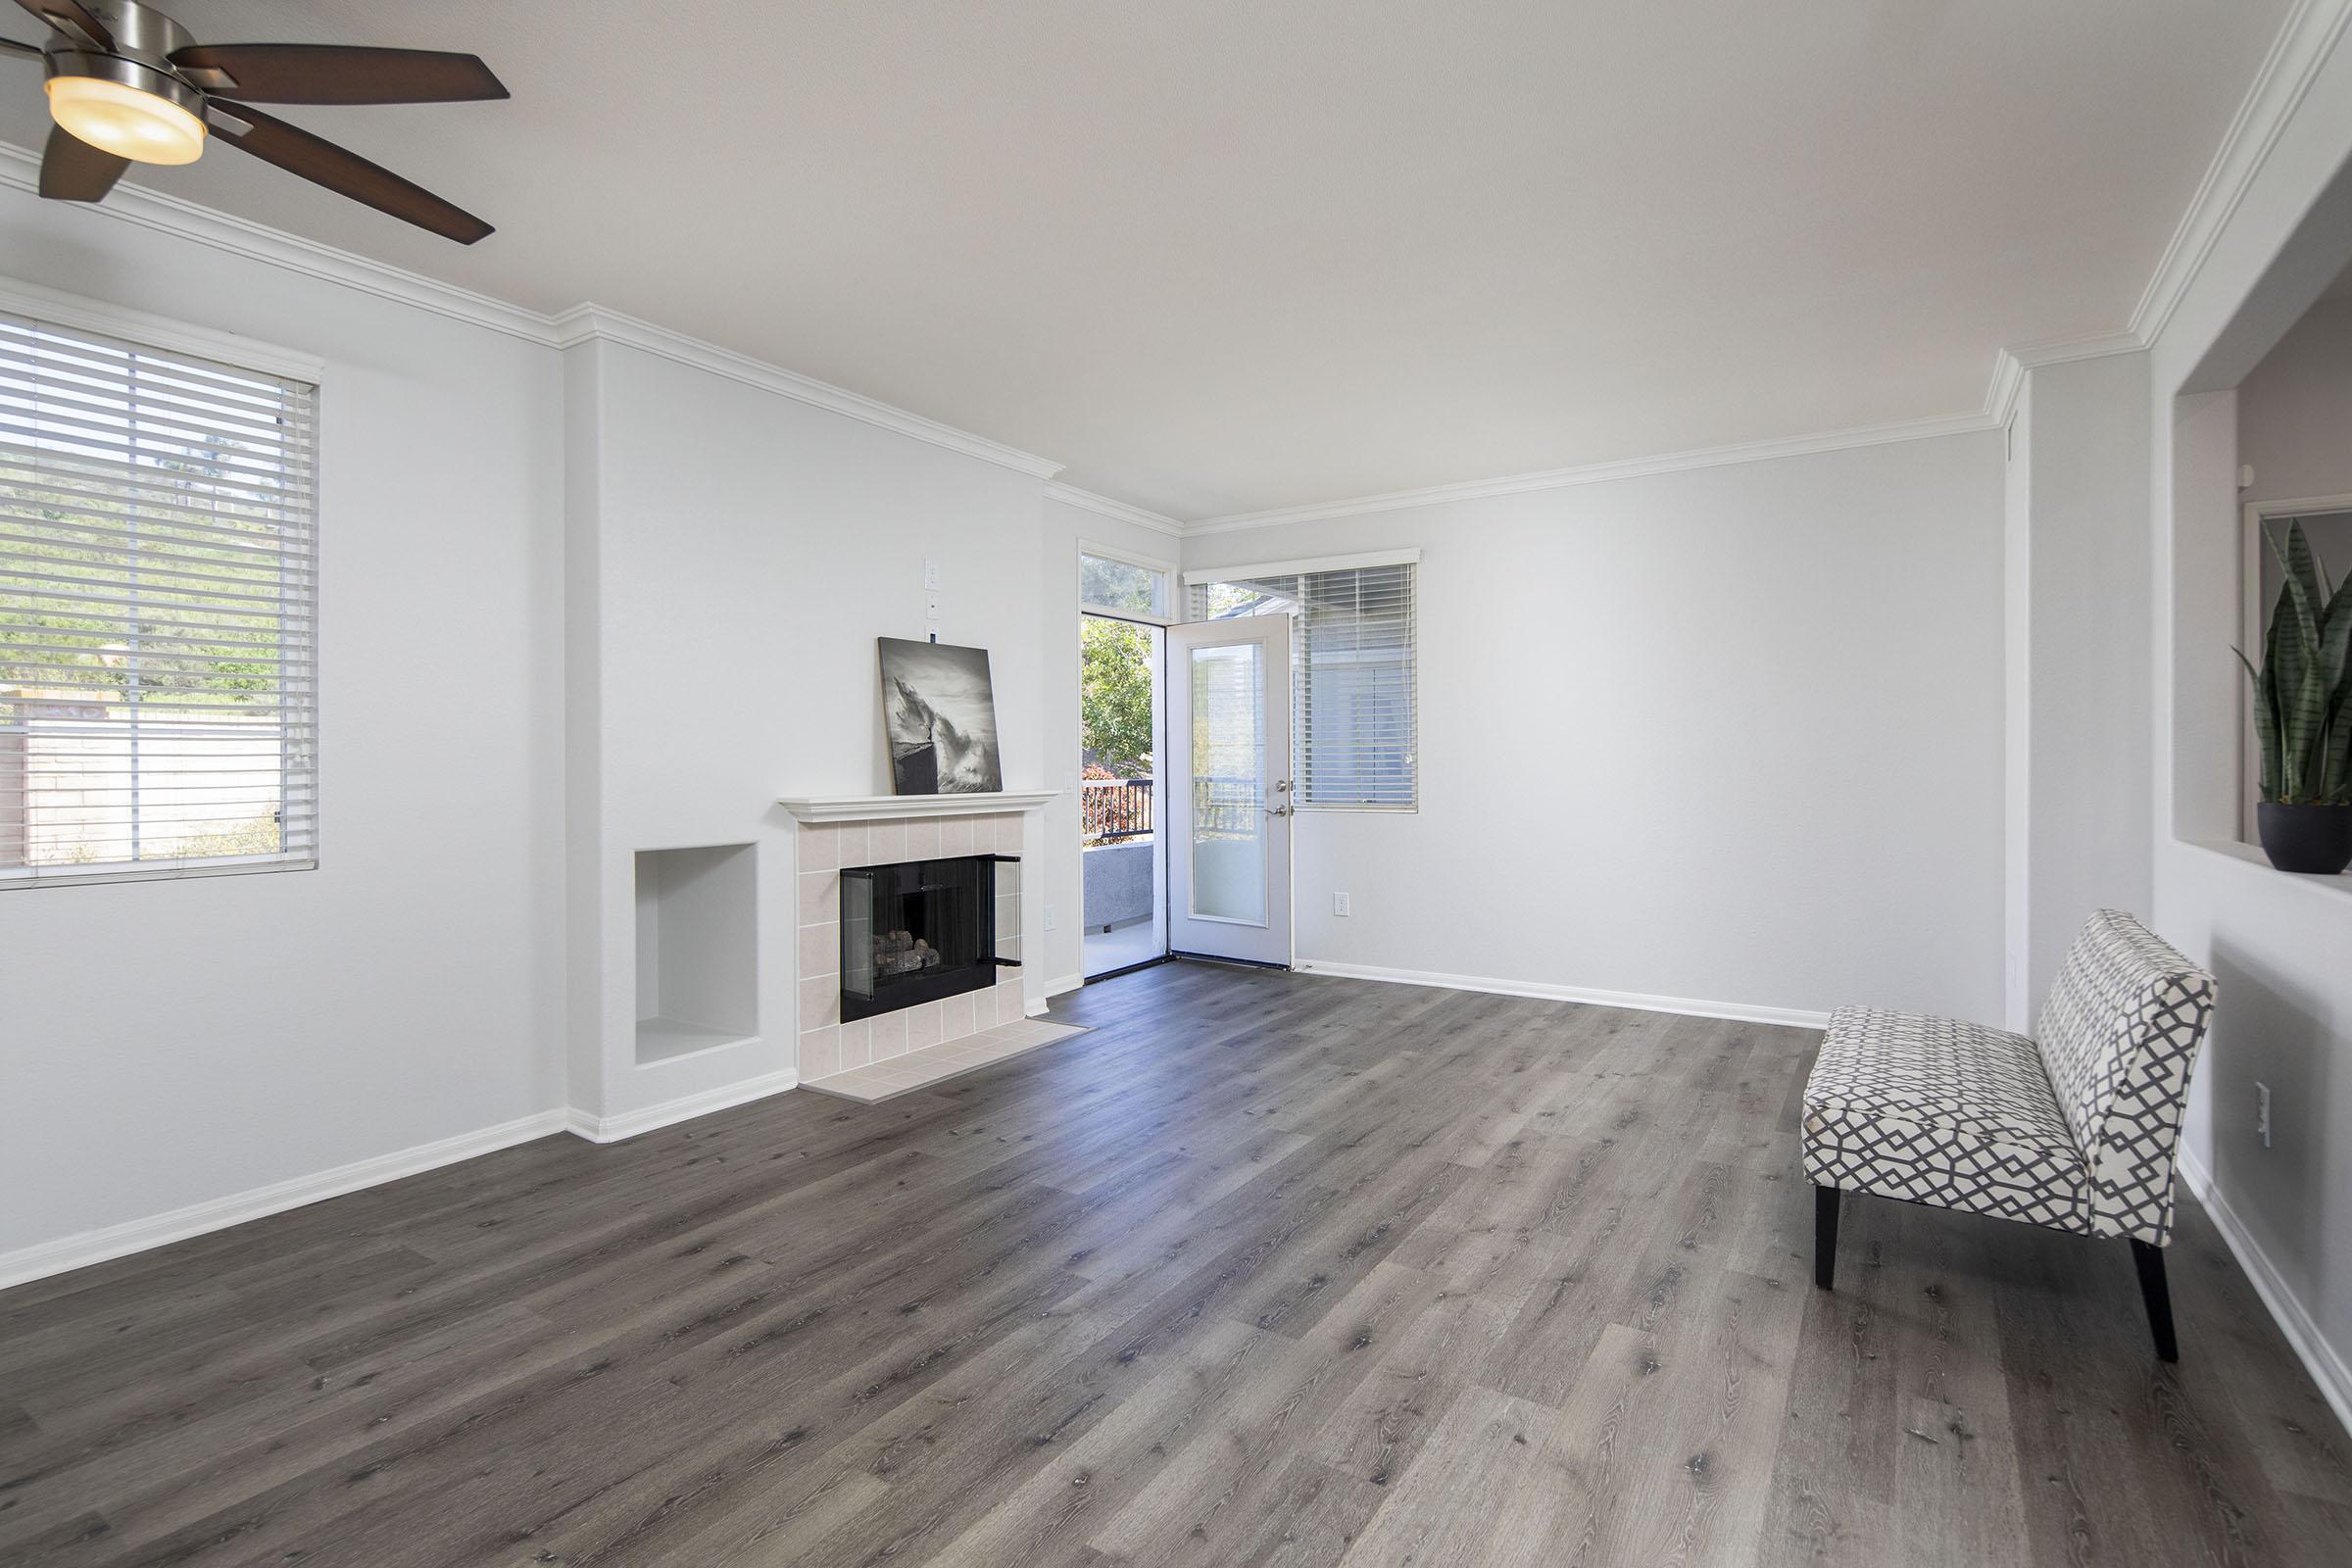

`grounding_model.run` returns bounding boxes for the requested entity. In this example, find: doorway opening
[1080,612,1167,977]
